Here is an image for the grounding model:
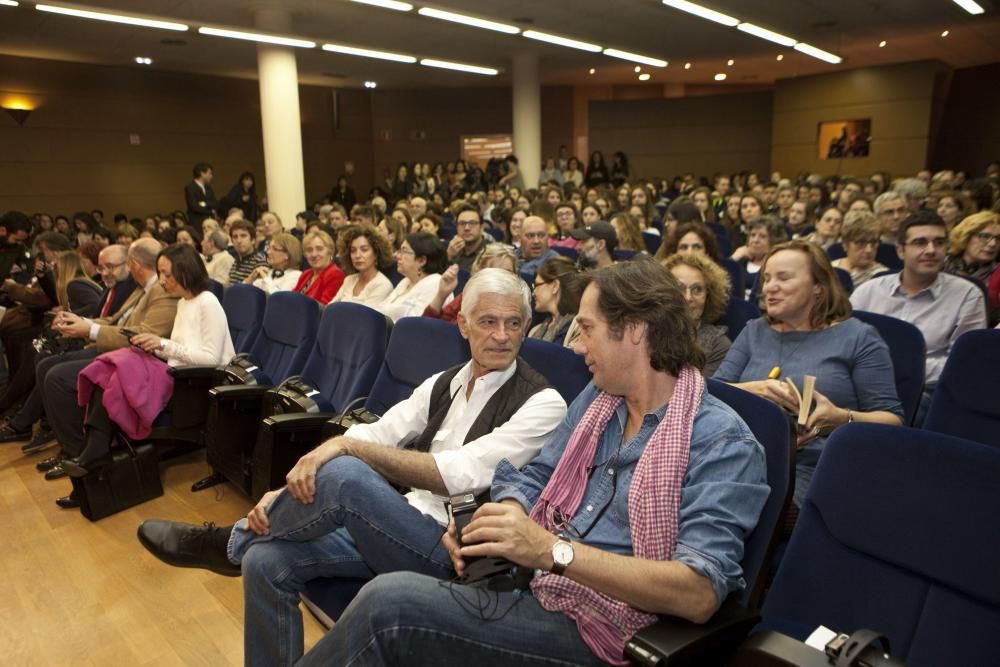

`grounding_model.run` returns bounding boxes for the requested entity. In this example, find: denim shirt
[492,381,769,604]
